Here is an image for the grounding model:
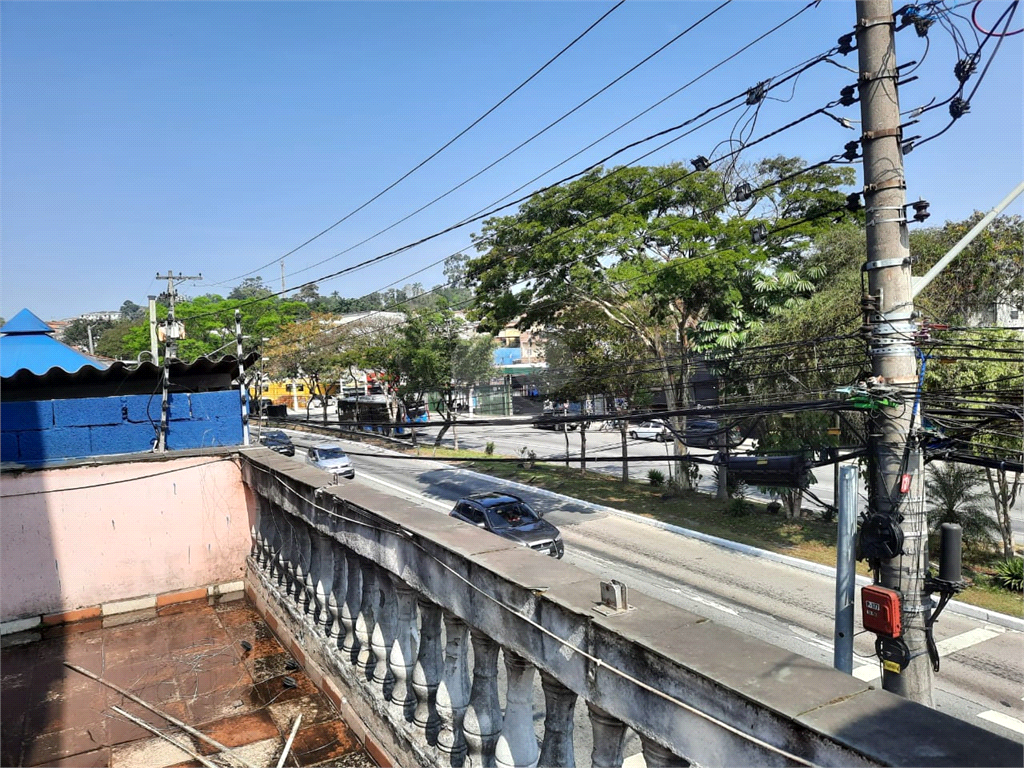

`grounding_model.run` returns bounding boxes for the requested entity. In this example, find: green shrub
[727,498,751,517]
[648,469,666,487]
[993,557,1023,592]
[484,441,495,456]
